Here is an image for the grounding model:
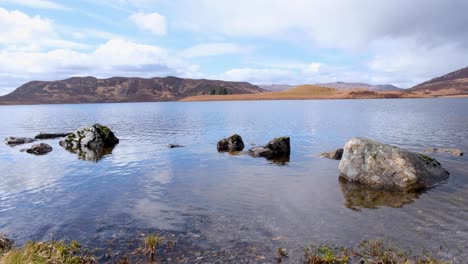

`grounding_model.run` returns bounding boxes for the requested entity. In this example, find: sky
[0,0,468,95]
